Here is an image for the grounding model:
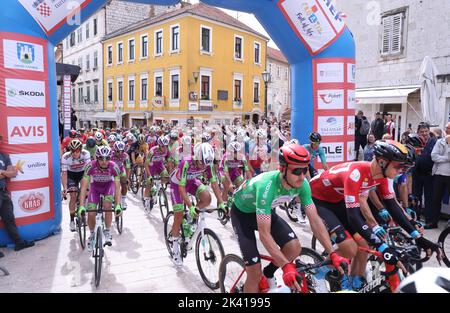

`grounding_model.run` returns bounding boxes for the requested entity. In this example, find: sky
[189,0,279,49]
